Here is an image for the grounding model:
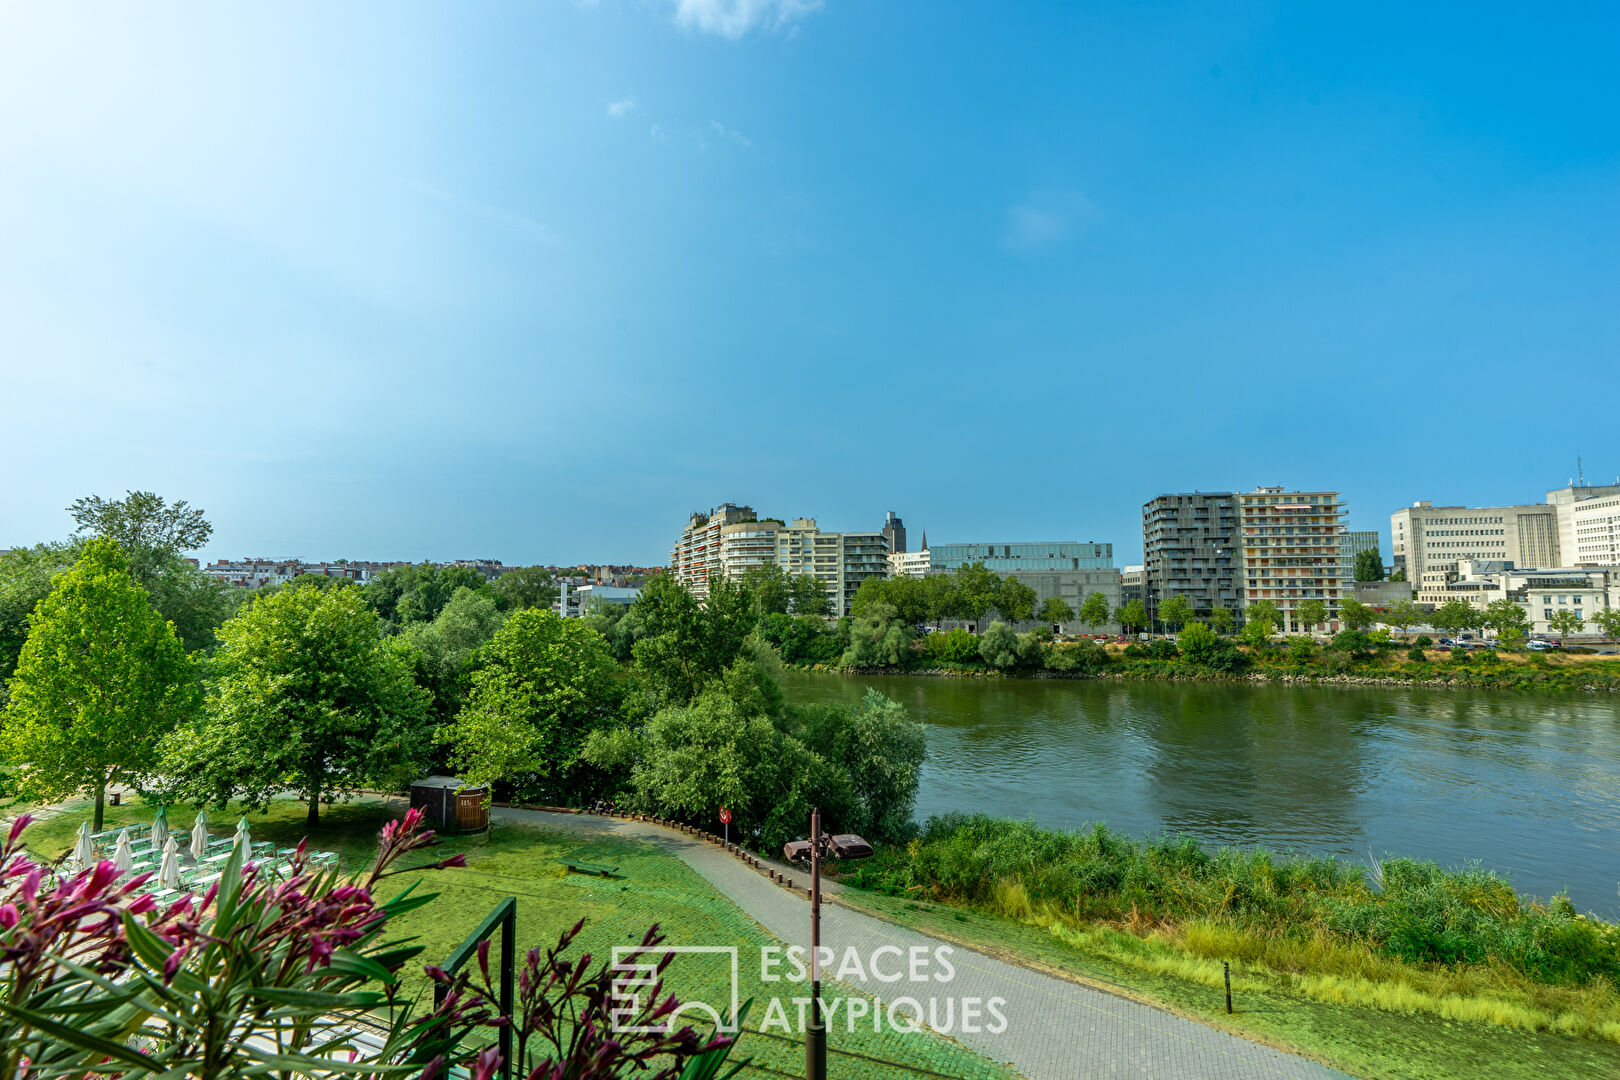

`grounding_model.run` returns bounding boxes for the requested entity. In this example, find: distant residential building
[881,511,908,554]
[930,540,1120,634]
[1352,580,1411,607]
[1141,492,1240,621]
[888,548,931,578]
[1238,487,1351,634]
[1548,481,1620,566]
[1393,496,1569,607]
[668,503,888,616]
